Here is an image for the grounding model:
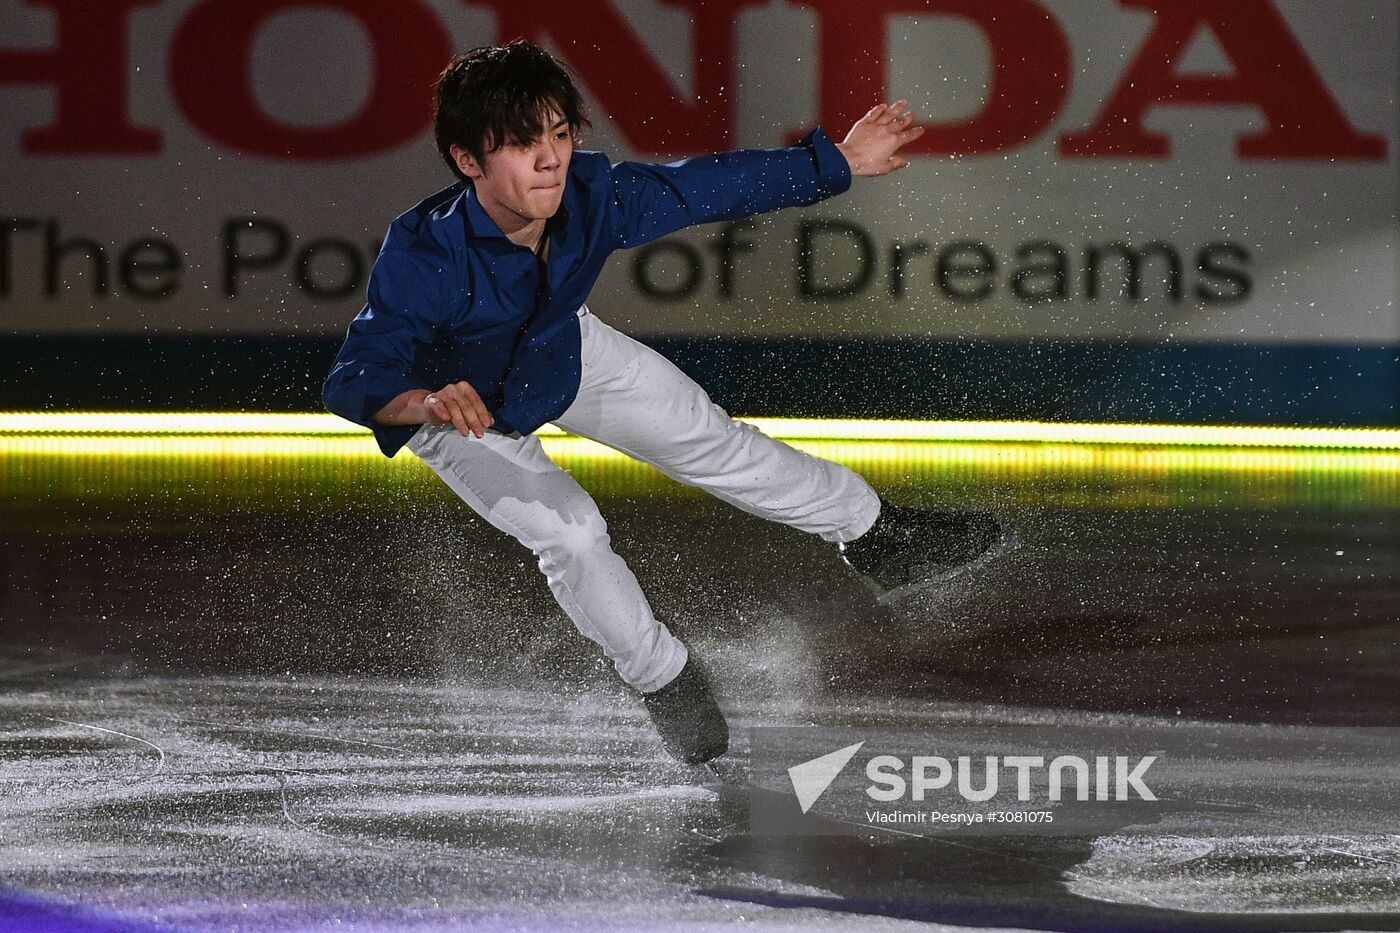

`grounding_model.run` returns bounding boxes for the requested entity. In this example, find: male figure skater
[324,41,1003,766]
